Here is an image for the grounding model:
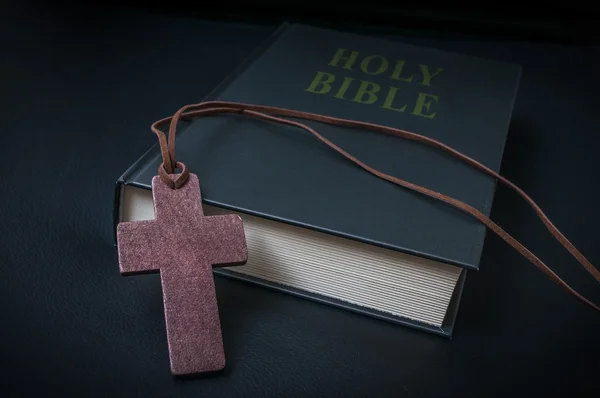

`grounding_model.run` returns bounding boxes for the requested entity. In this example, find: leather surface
[1,3,599,396]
